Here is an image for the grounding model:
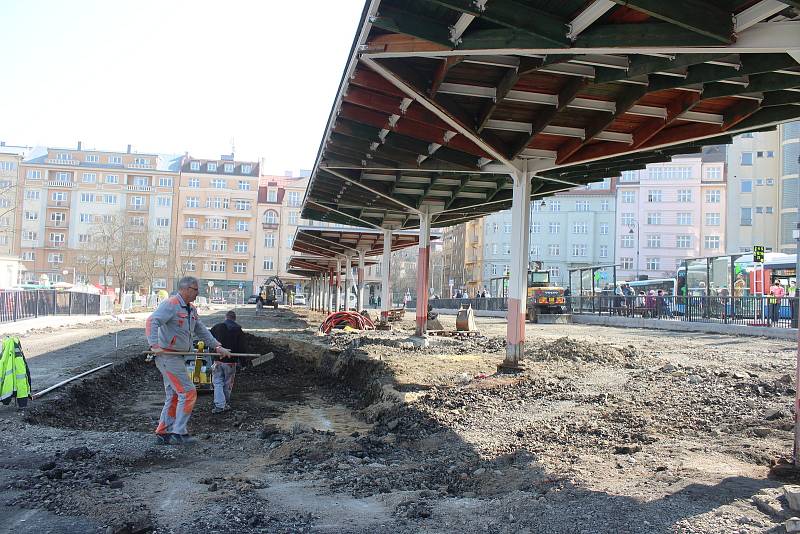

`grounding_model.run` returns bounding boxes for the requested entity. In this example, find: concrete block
[785,517,800,533]
[785,486,800,512]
